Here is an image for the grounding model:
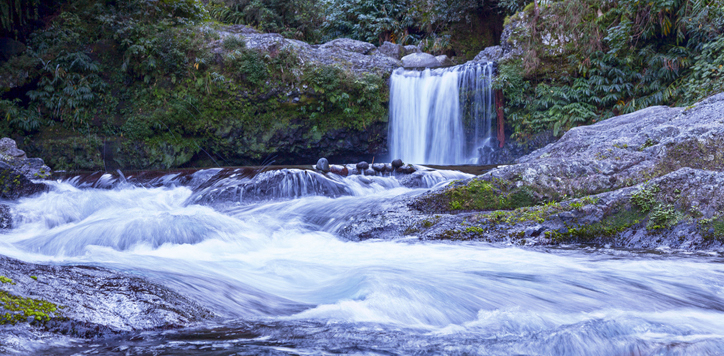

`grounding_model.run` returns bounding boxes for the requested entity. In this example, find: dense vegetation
[495,0,724,138]
[0,0,388,170]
